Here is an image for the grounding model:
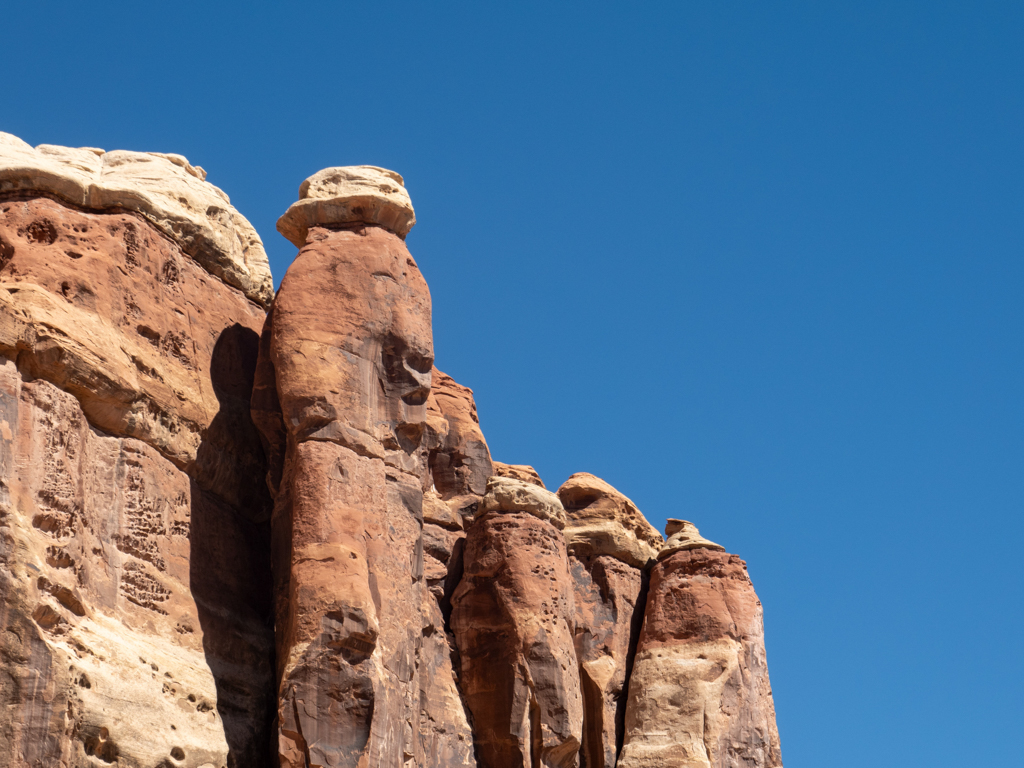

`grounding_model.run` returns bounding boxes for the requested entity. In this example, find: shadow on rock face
[195,324,273,523]
[190,324,276,768]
